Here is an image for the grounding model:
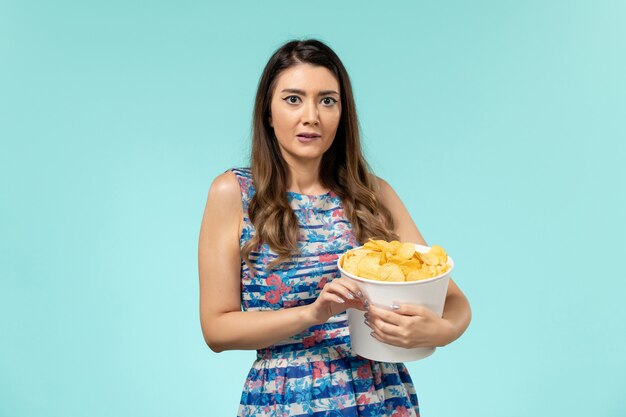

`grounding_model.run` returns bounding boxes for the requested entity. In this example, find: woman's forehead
[273,64,340,93]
